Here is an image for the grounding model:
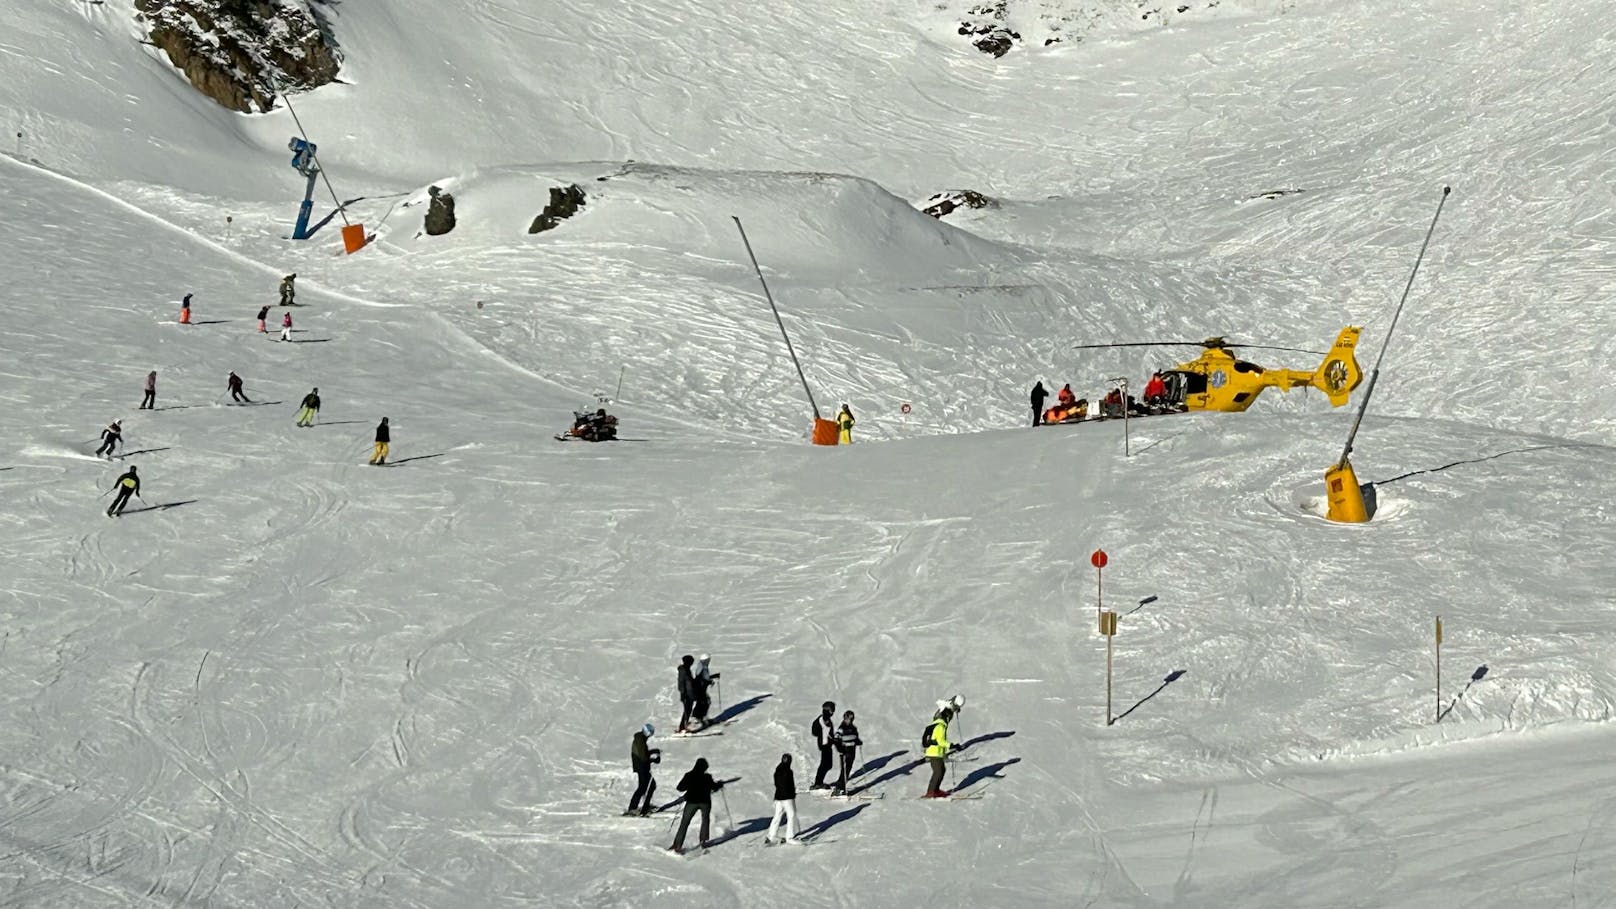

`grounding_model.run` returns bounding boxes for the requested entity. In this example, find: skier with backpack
[625,723,661,817]
[295,388,320,427]
[810,701,836,789]
[922,707,953,798]
[105,465,141,517]
[94,420,123,458]
[279,273,296,306]
[668,758,723,854]
[832,710,862,795]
